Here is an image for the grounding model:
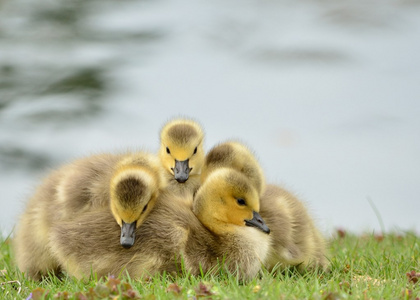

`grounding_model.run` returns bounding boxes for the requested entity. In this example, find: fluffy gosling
[13,152,164,279]
[159,118,205,196]
[202,141,329,272]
